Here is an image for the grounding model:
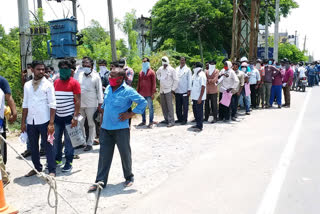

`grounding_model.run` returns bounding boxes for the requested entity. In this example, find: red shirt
[54,77,81,117]
[283,68,294,86]
[137,69,156,97]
